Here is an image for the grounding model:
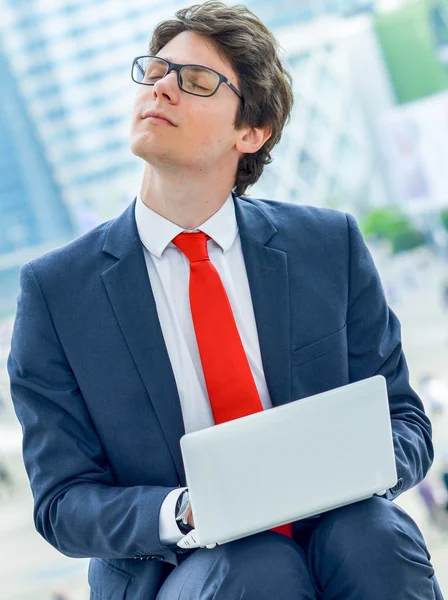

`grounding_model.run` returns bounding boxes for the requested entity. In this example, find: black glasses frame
[131,55,244,103]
